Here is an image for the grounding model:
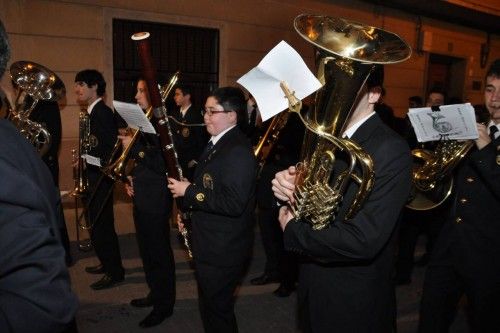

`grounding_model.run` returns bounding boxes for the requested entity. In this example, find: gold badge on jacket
[182,127,190,137]
[89,134,98,148]
[196,193,205,202]
[202,173,214,189]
